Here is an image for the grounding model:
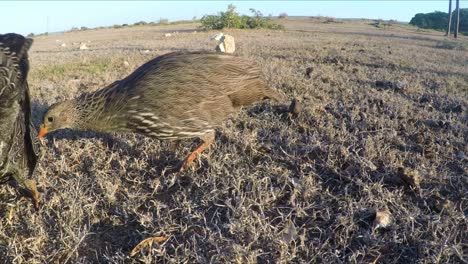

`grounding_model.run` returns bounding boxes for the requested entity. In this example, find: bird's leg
[179,131,215,172]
